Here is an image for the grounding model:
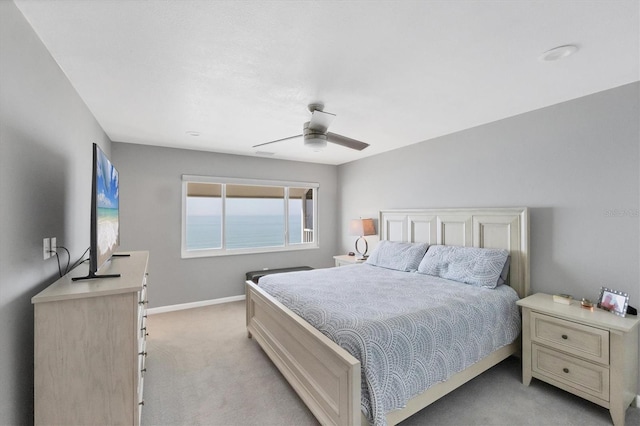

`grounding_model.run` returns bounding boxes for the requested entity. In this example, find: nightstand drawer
[532,344,609,401]
[530,312,609,364]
